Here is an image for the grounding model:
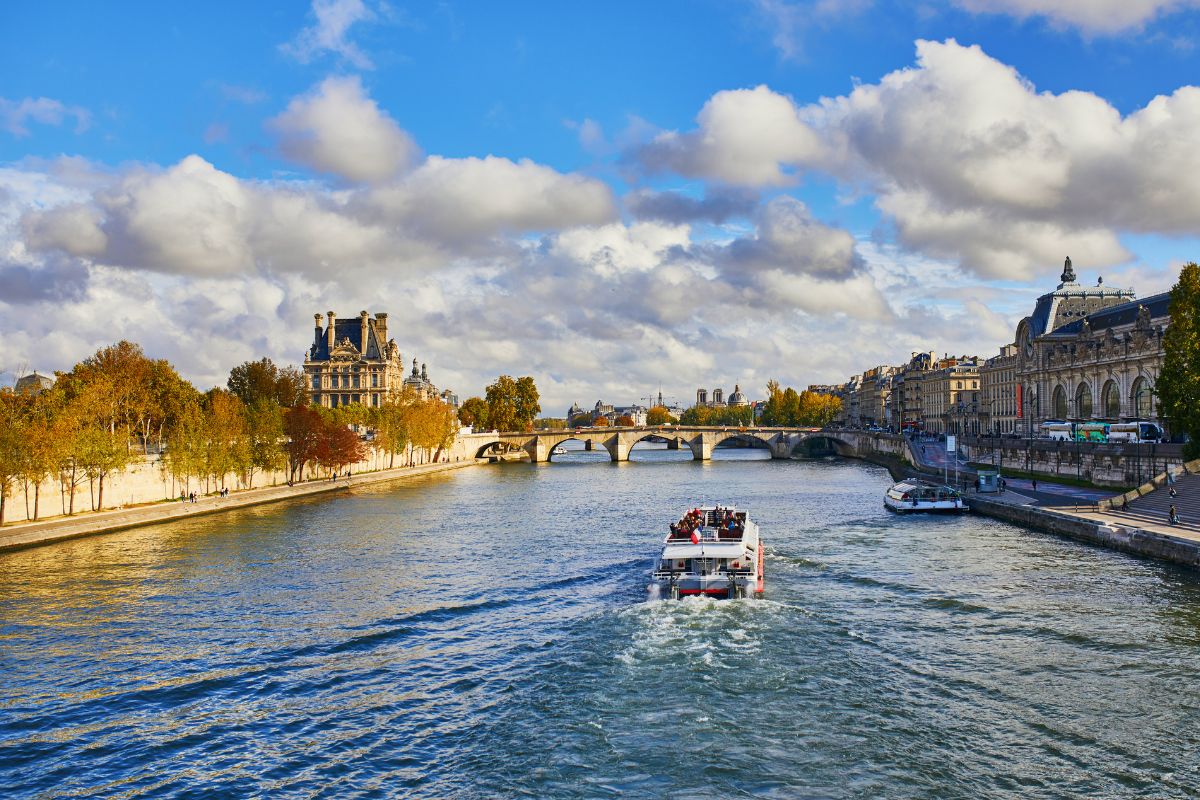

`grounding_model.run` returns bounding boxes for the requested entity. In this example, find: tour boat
[650,505,764,599]
[551,445,568,455]
[884,480,967,513]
